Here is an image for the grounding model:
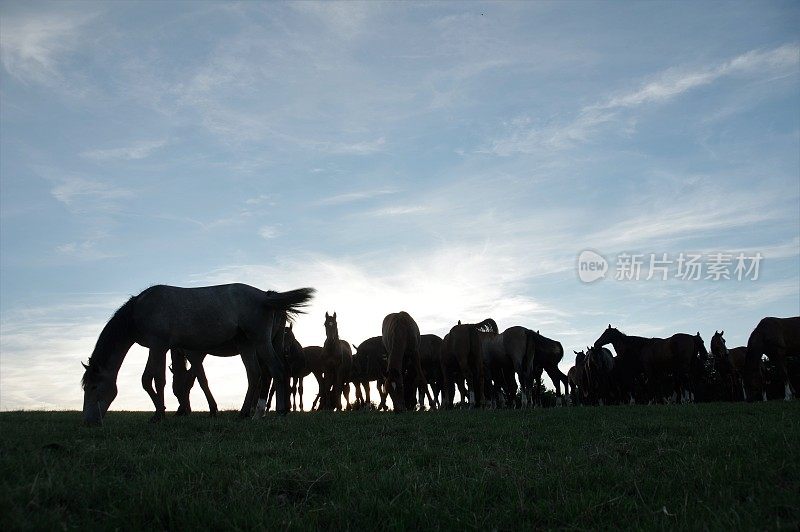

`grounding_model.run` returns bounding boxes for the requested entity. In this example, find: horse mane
[81,296,137,389]
[471,318,498,333]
